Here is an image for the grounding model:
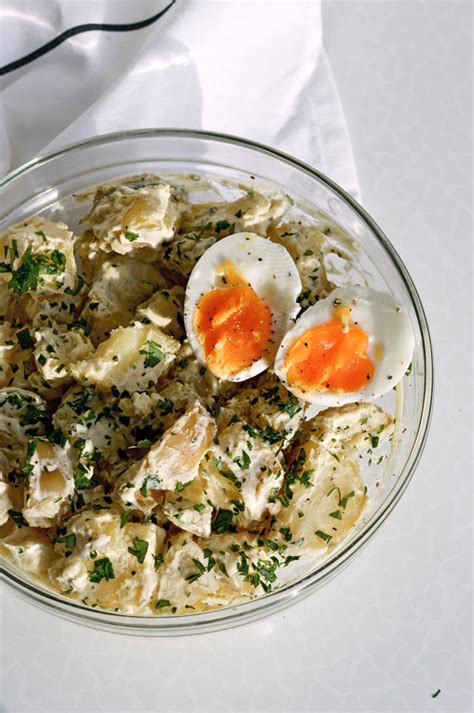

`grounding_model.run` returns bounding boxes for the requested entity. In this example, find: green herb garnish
[139,340,165,368]
[155,599,172,610]
[8,510,27,528]
[128,537,149,564]
[17,328,34,349]
[120,510,131,528]
[89,557,115,583]
[57,533,76,550]
[211,508,234,534]
[315,530,332,543]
